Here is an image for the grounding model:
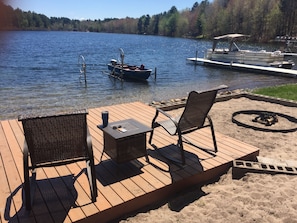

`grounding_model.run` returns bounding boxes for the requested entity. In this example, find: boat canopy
[212,33,249,51]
